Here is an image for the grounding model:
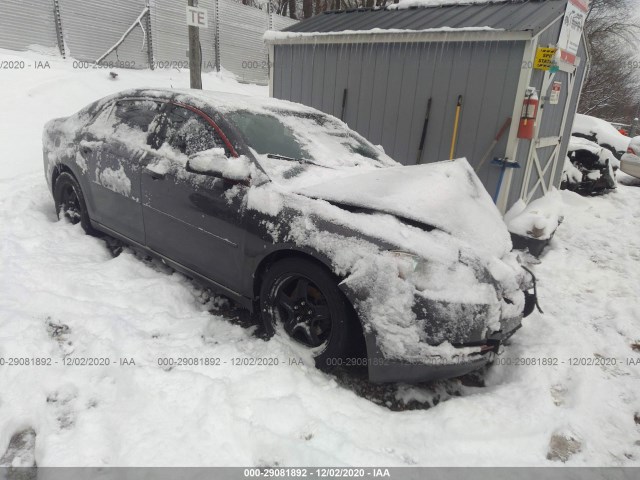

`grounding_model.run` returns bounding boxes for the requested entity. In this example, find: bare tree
[578,0,640,123]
